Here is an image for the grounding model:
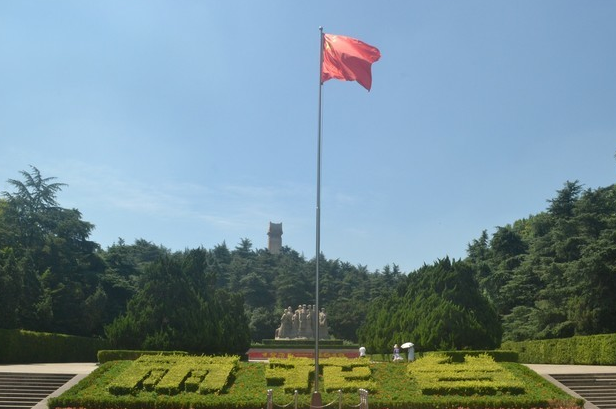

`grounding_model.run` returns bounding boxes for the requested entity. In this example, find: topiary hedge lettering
[49,355,582,409]
[409,353,525,396]
[107,355,239,395]
[266,356,375,394]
